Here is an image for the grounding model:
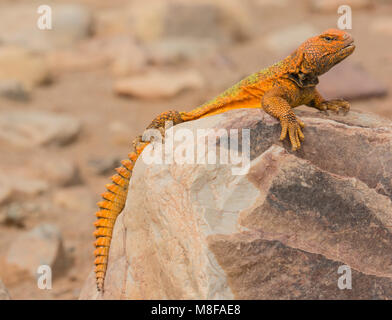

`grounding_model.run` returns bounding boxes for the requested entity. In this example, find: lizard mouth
[336,41,355,61]
[344,43,355,50]
[326,41,355,70]
[342,40,355,53]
